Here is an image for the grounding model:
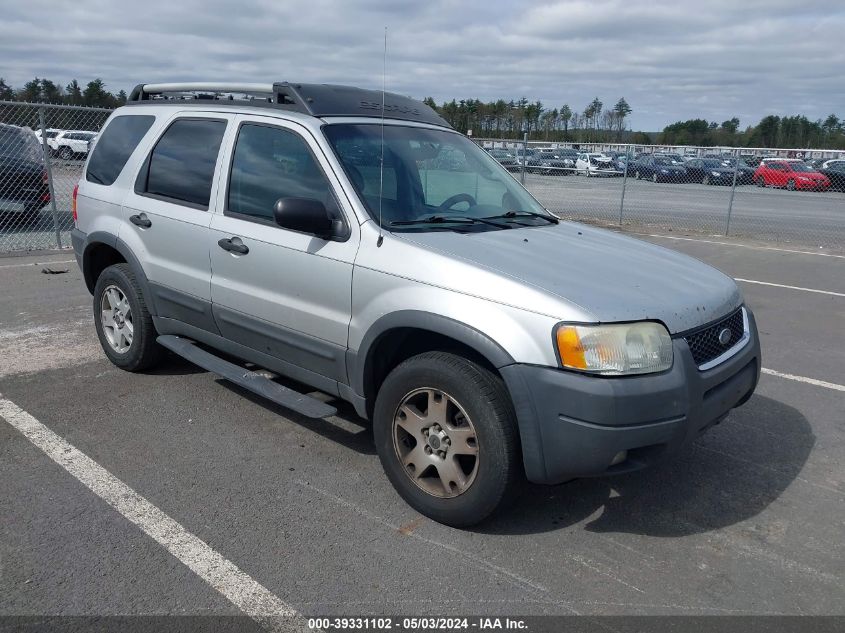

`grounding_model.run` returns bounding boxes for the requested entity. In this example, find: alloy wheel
[392,388,479,499]
[100,284,133,353]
